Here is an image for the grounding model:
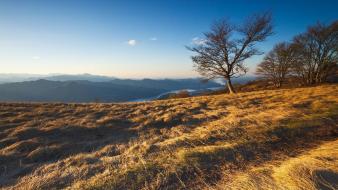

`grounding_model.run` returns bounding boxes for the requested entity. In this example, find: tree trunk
[277,79,282,88]
[226,78,235,94]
